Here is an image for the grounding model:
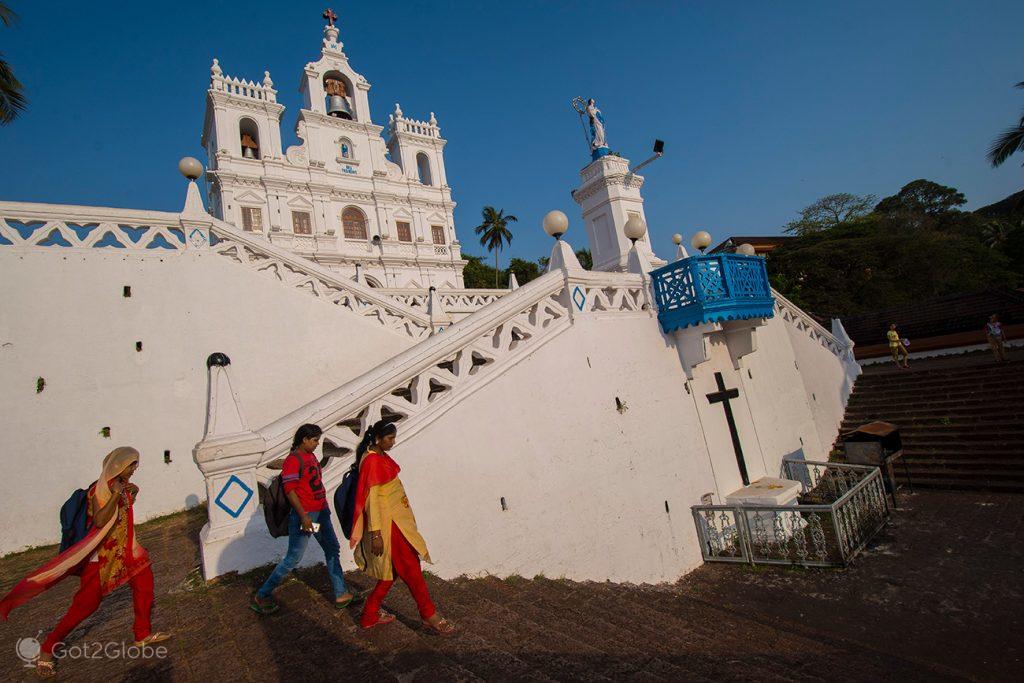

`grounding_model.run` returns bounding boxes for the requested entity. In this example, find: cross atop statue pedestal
[322,8,338,26]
